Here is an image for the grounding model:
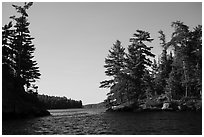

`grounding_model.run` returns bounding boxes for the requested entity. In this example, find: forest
[38,94,83,109]
[100,22,202,111]
[2,2,82,119]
